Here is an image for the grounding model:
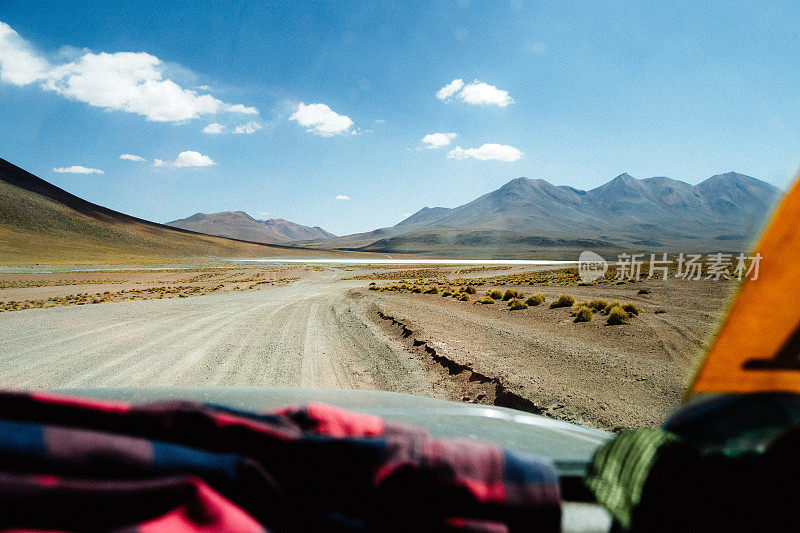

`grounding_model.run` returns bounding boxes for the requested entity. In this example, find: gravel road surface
[0,272,433,393]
